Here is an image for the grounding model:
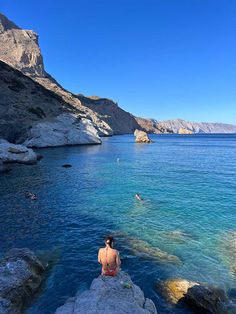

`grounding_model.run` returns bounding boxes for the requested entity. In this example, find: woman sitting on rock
[98,236,121,276]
